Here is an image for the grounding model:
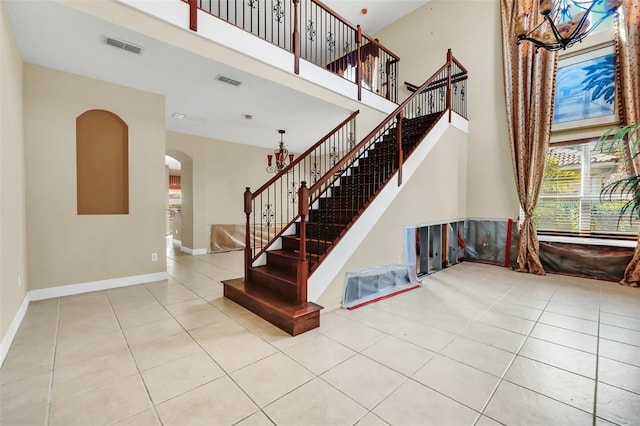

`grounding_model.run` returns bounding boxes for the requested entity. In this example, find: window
[535,138,640,236]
